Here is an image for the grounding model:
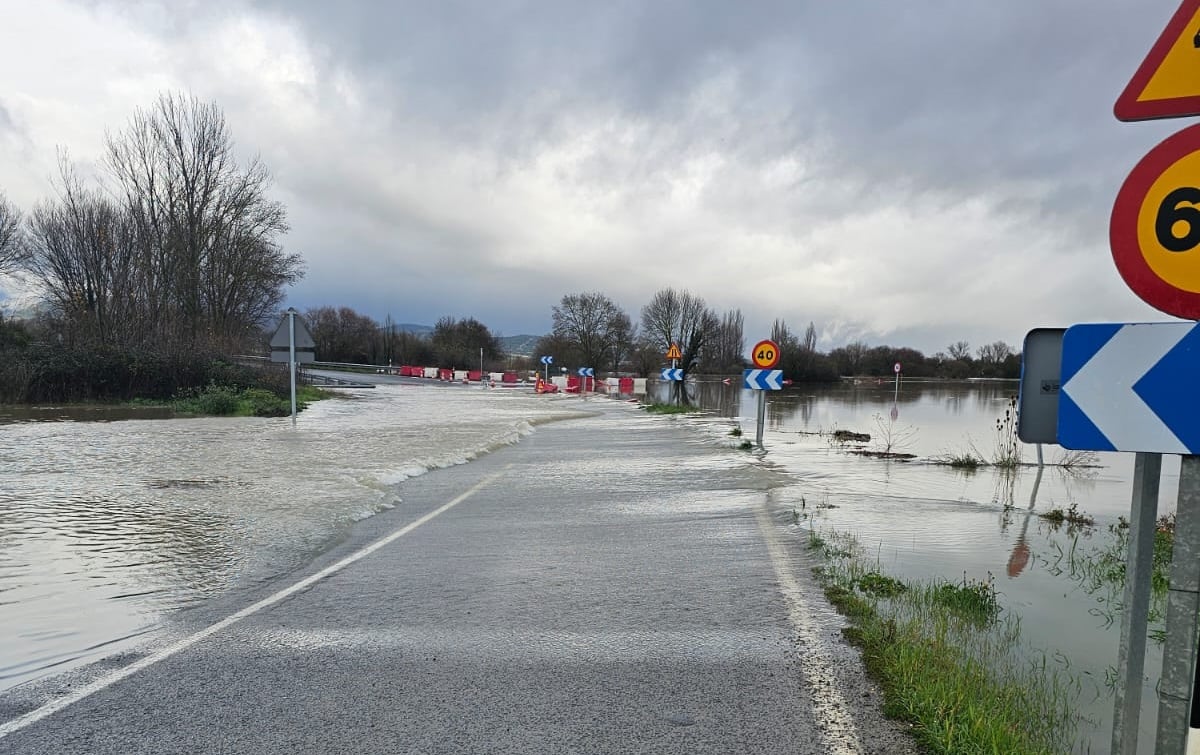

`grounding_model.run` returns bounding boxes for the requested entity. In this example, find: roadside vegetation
[641,402,702,415]
[170,384,328,417]
[808,530,1080,754]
